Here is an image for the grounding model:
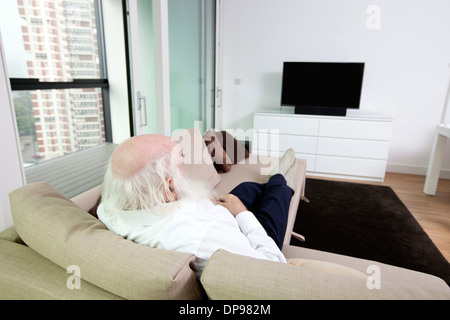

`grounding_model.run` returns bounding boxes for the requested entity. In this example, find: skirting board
[386,163,450,179]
